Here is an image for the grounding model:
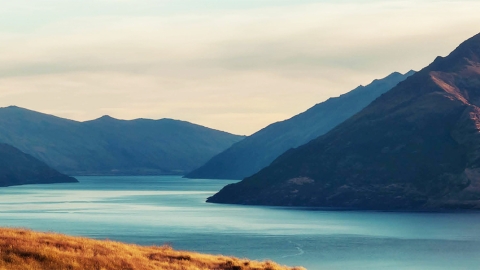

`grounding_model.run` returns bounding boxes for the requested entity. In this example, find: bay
[1,176,480,269]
